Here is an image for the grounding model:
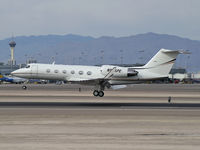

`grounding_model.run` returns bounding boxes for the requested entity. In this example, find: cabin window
[71,70,75,74]
[79,71,83,75]
[46,69,50,73]
[62,70,67,74]
[26,65,30,68]
[87,71,92,75]
[54,70,59,73]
